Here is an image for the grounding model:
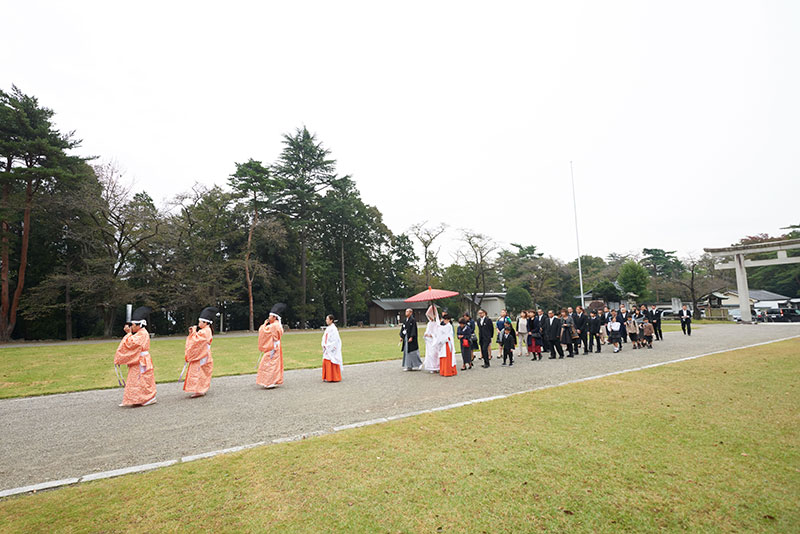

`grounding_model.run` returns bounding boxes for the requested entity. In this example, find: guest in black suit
[678,305,692,335]
[544,310,564,359]
[572,305,589,355]
[617,305,630,343]
[476,309,494,367]
[599,306,609,345]
[588,310,602,353]
[649,304,663,340]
